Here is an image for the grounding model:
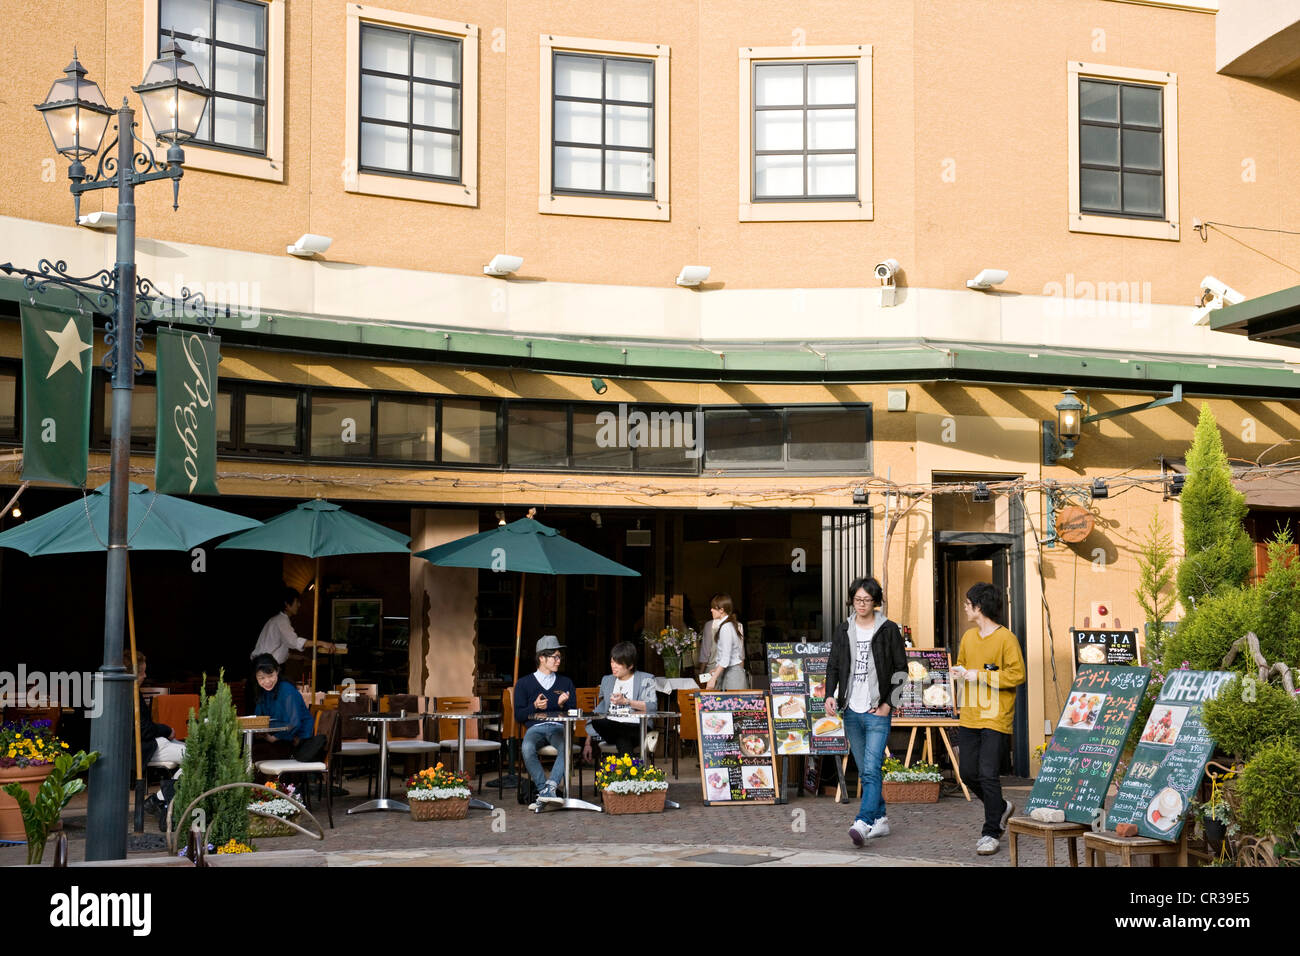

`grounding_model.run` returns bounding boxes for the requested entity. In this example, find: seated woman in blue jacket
[252,654,324,762]
[582,641,658,762]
